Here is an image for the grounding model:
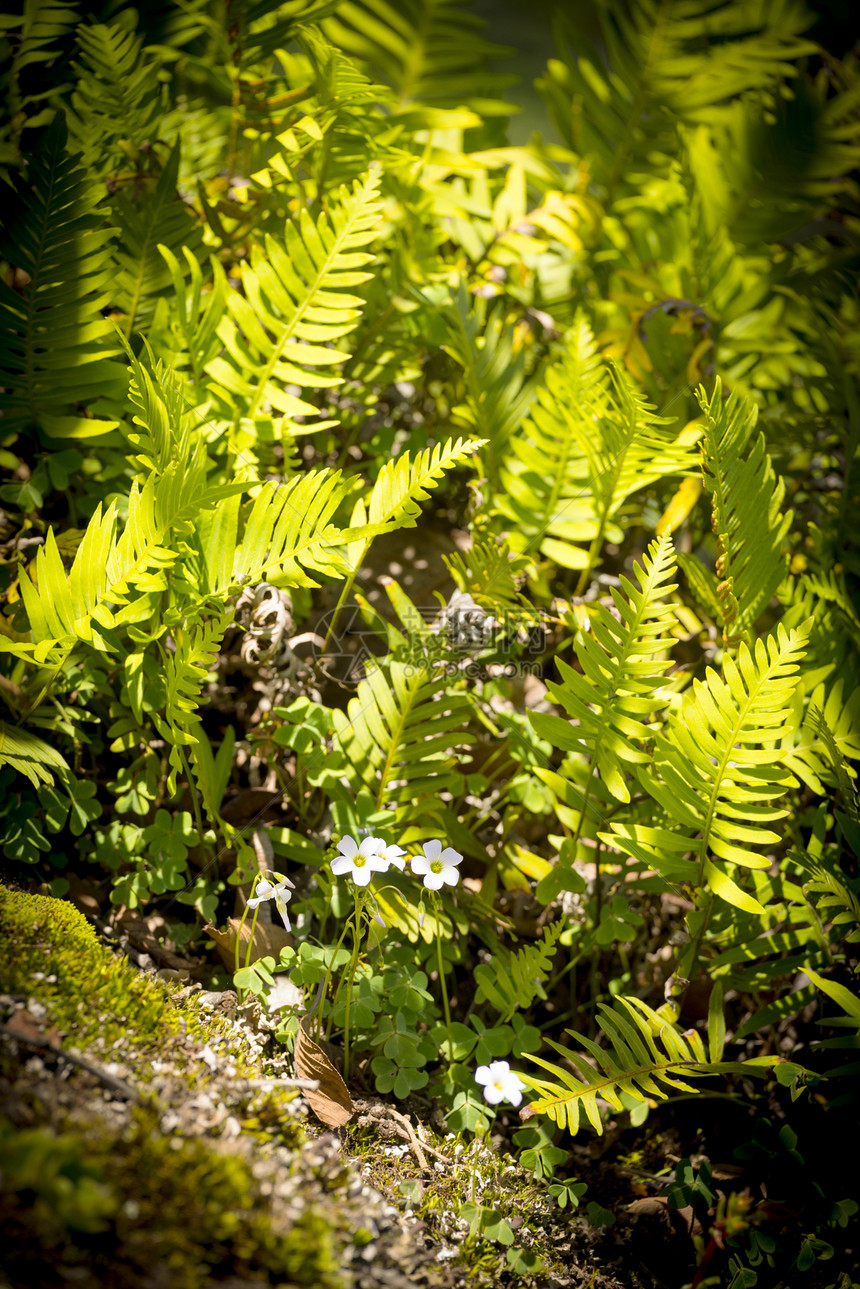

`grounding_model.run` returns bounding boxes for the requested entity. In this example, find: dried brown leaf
[295,1016,354,1127]
[204,917,290,970]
